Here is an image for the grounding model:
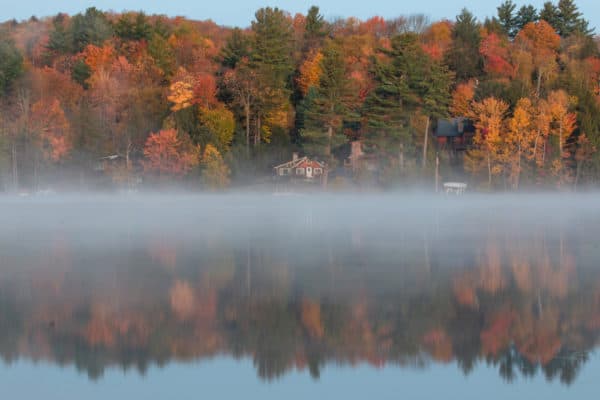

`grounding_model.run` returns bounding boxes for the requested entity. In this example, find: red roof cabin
[274,153,326,182]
